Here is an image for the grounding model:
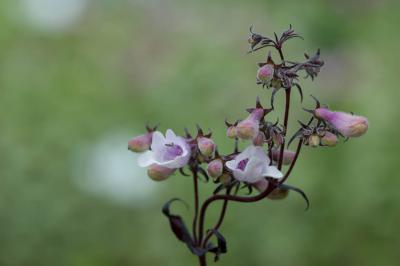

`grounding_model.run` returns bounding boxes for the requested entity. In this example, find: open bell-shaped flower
[314,108,368,138]
[138,129,191,169]
[225,145,283,183]
[147,164,176,181]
